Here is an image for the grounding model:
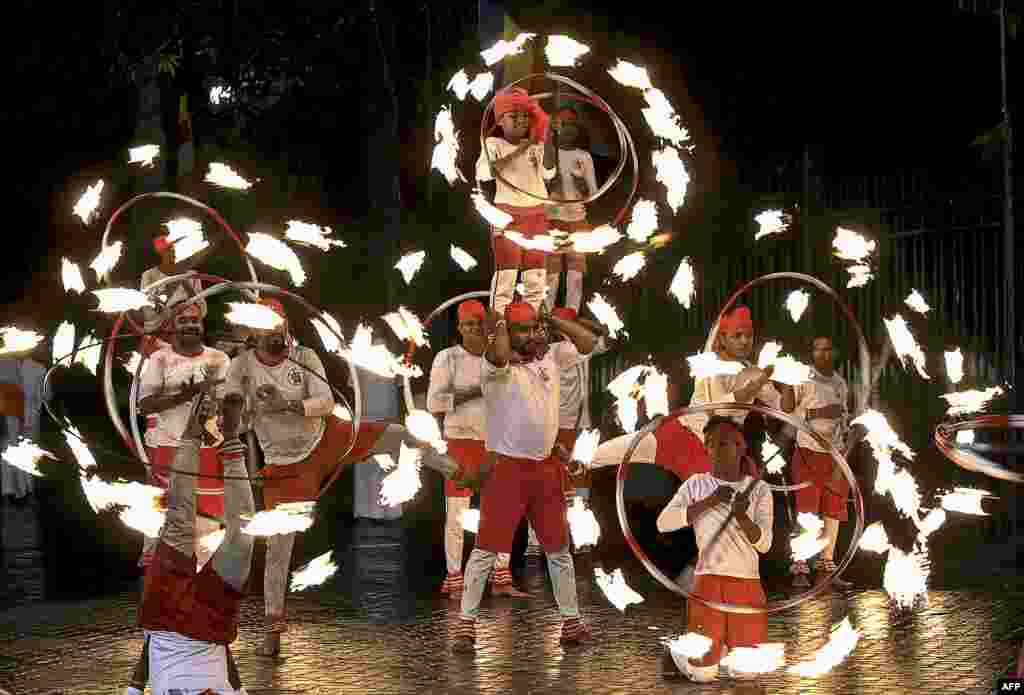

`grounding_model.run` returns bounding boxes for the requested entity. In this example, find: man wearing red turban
[476,87,556,316]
